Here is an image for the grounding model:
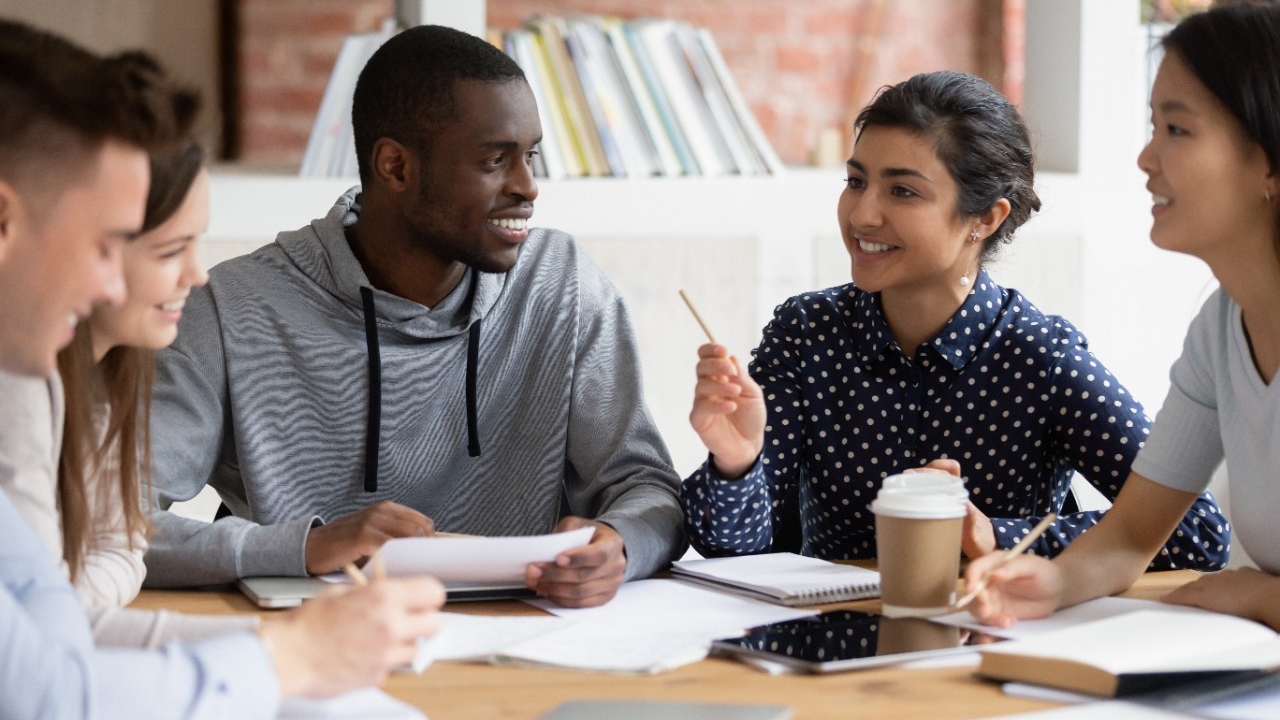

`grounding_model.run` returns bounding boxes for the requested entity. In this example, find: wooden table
[131,570,1199,720]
